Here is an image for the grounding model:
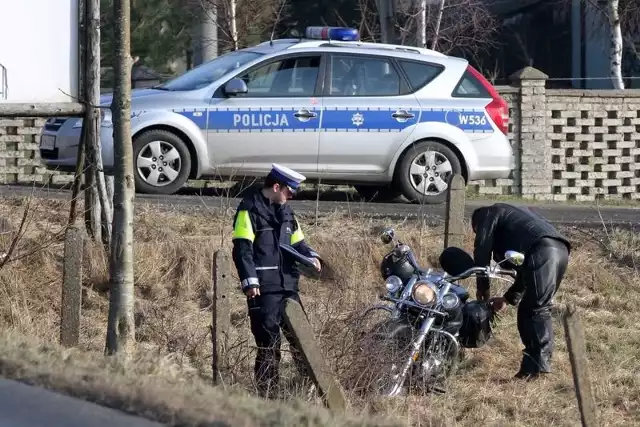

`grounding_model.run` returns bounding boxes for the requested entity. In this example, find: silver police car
[39,26,514,204]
